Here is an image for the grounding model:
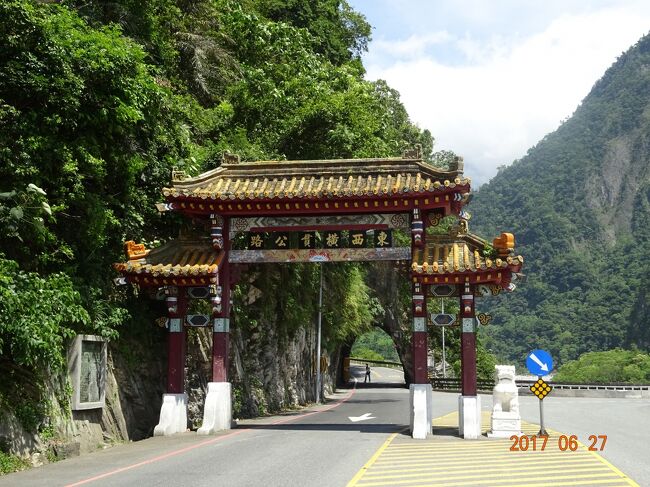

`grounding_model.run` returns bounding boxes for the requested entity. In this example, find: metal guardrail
[430,377,650,393]
[349,357,402,370]
[347,364,650,394]
[430,377,496,392]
